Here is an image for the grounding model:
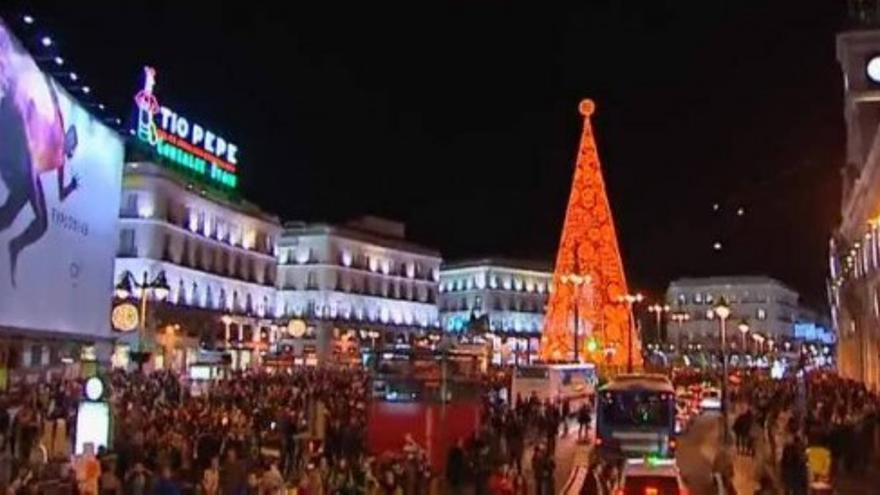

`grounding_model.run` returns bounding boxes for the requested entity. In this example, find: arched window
[219,288,227,310]
[206,285,215,308]
[246,294,254,314]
